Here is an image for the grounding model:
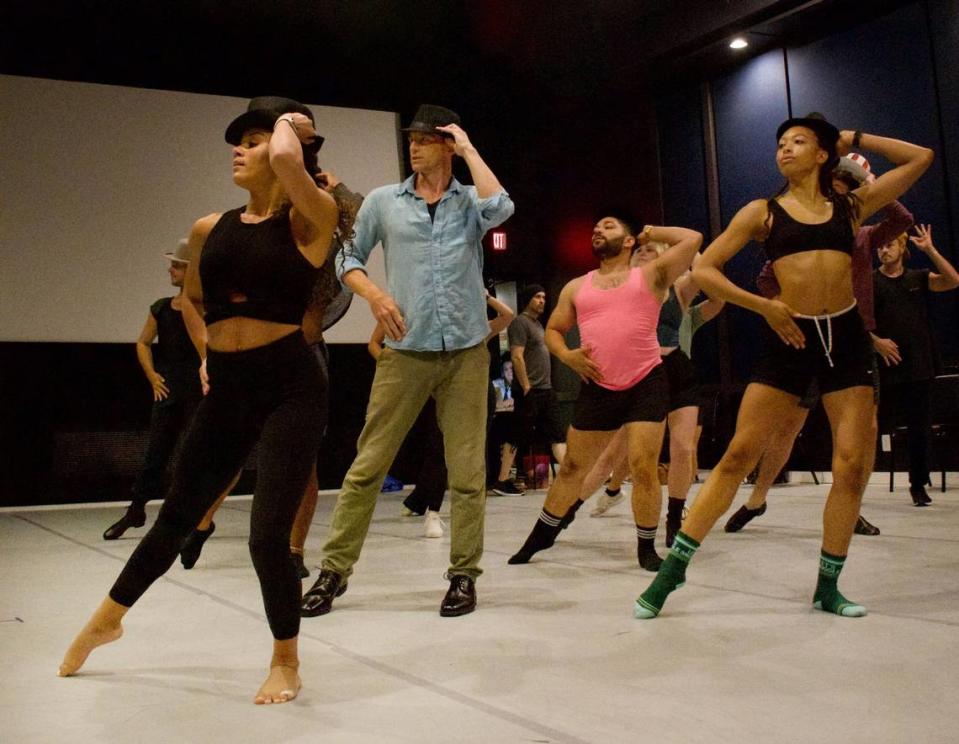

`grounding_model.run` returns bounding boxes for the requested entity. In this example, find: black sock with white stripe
[508,509,564,564]
[636,524,663,572]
